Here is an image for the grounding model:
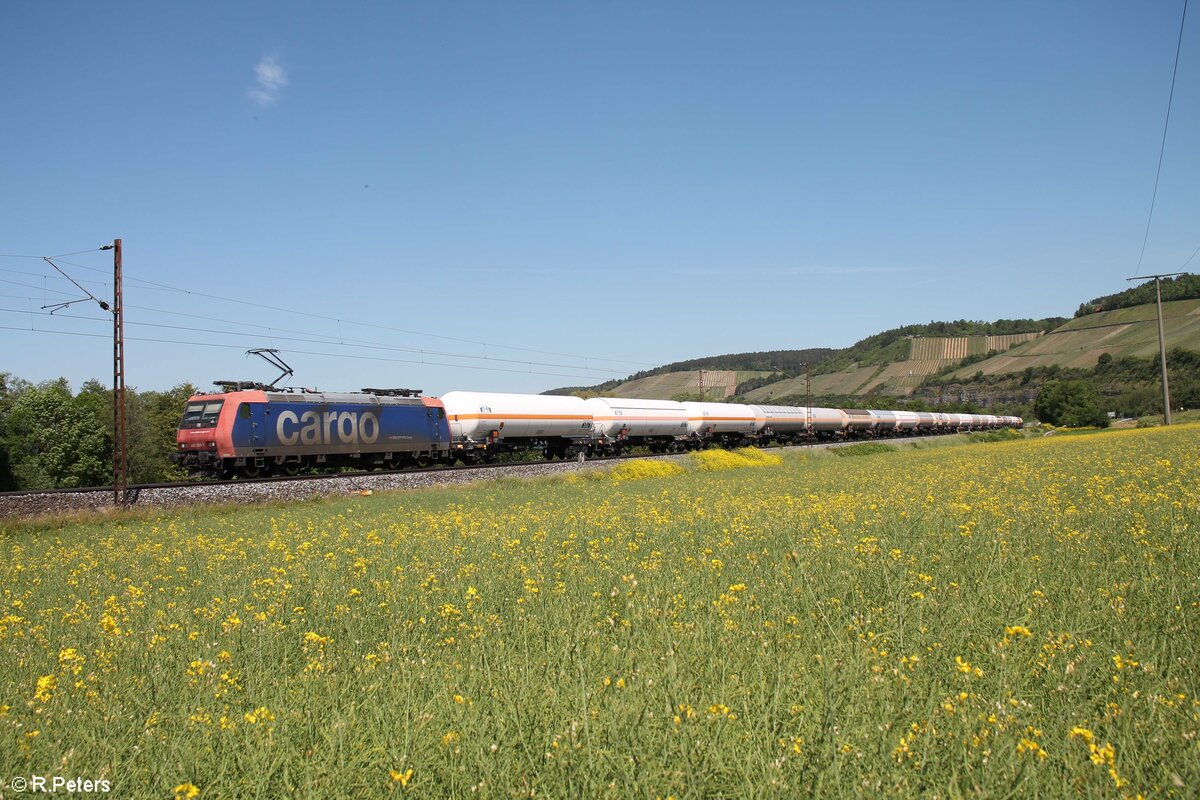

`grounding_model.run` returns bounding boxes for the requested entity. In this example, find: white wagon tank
[441,391,593,442]
[752,405,849,434]
[584,397,689,438]
[680,402,764,436]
